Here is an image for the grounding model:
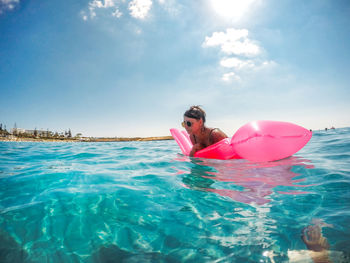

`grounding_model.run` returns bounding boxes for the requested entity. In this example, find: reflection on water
[178,156,315,206]
[174,155,331,261]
